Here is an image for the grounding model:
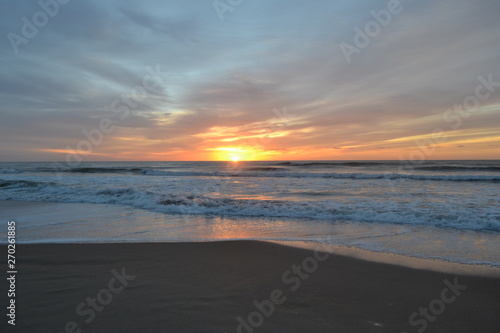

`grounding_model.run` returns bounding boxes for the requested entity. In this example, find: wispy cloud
[1,0,499,161]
